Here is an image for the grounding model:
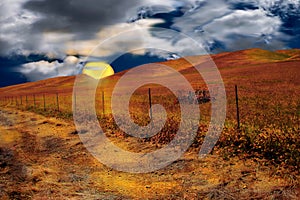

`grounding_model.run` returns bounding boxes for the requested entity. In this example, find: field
[0,48,299,199]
